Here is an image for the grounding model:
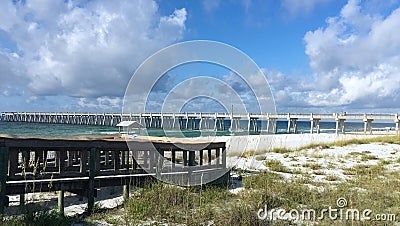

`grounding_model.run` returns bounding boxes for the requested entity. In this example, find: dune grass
[264,159,292,173]
[4,162,400,225]
[0,204,79,226]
